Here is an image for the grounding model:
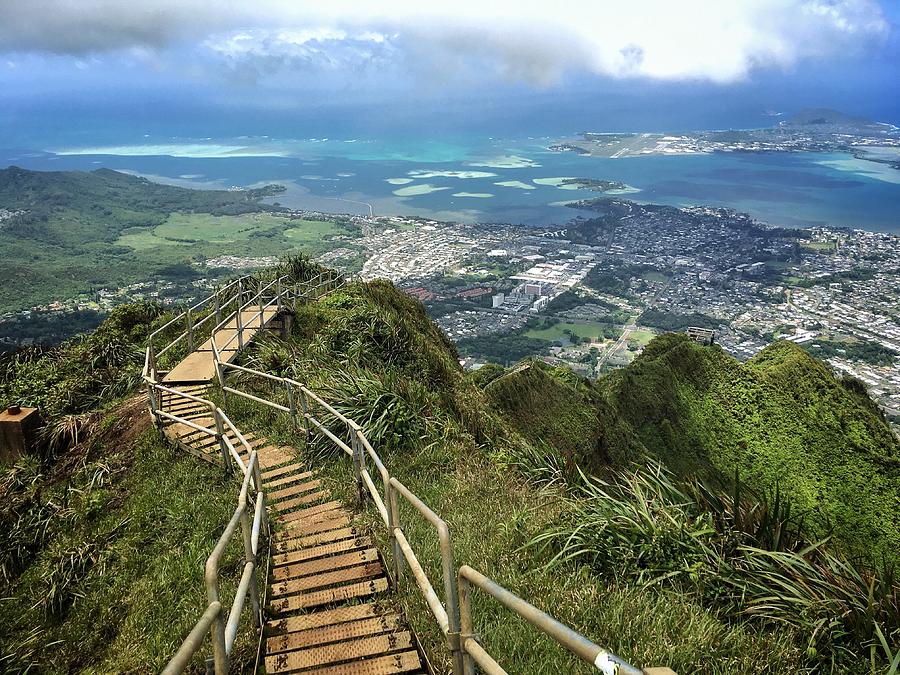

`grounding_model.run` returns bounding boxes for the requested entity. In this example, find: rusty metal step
[265,630,413,673]
[278,508,349,533]
[266,470,316,490]
[270,562,383,599]
[259,453,300,471]
[266,613,402,655]
[160,402,209,416]
[273,548,379,582]
[273,491,331,512]
[266,603,378,635]
[270,577,389,614]
[272,537,373,568]
[298,652,422,675]
[273,515,351,541]
[277,501,343,525]
[269,480,323,502]
[273,526,363,555]
[263,463,307,481]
